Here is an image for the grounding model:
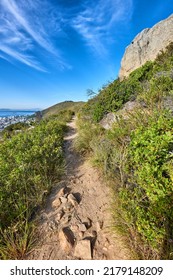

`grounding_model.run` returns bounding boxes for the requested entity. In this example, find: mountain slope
[75,42,173,259]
